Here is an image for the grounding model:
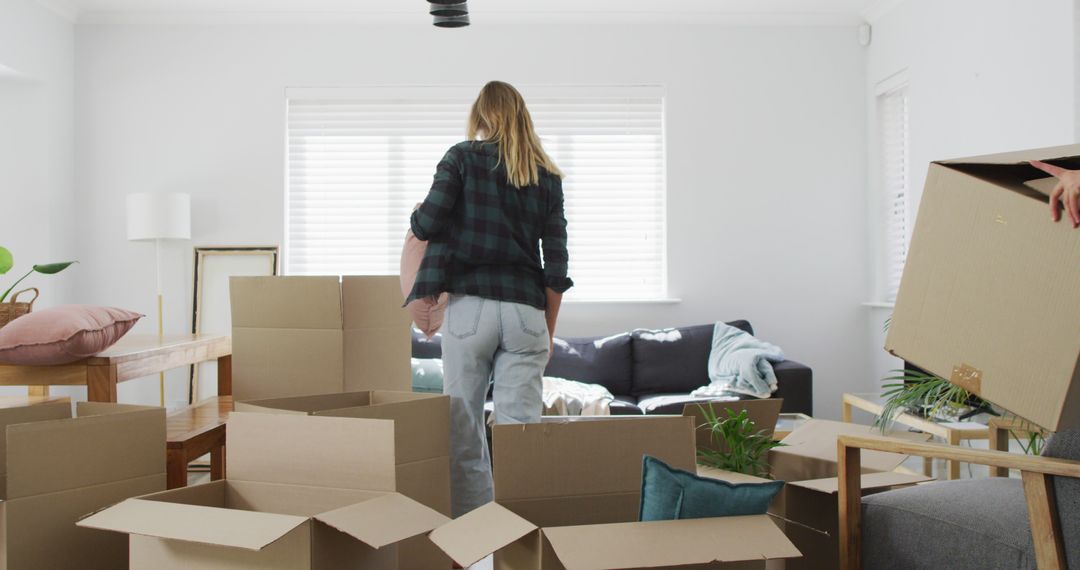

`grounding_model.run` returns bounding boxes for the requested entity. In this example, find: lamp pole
[156,238,165,407]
